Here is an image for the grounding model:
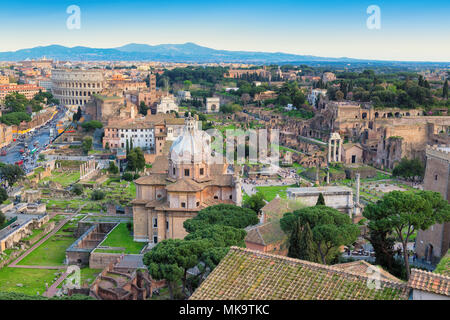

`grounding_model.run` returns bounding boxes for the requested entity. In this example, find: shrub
[91,190,105,201]
[72,184,83,196]
[122,172,134,181]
